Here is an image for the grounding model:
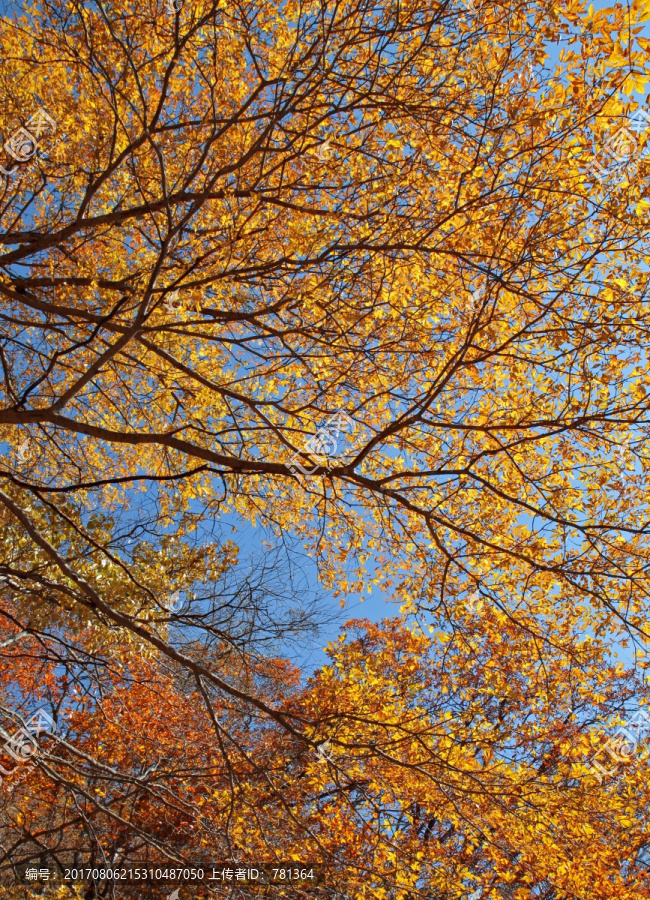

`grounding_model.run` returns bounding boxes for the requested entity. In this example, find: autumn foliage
[1,0,650,895]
